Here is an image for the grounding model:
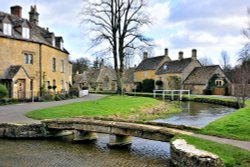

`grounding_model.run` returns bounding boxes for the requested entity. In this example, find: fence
[153,90,191,100]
